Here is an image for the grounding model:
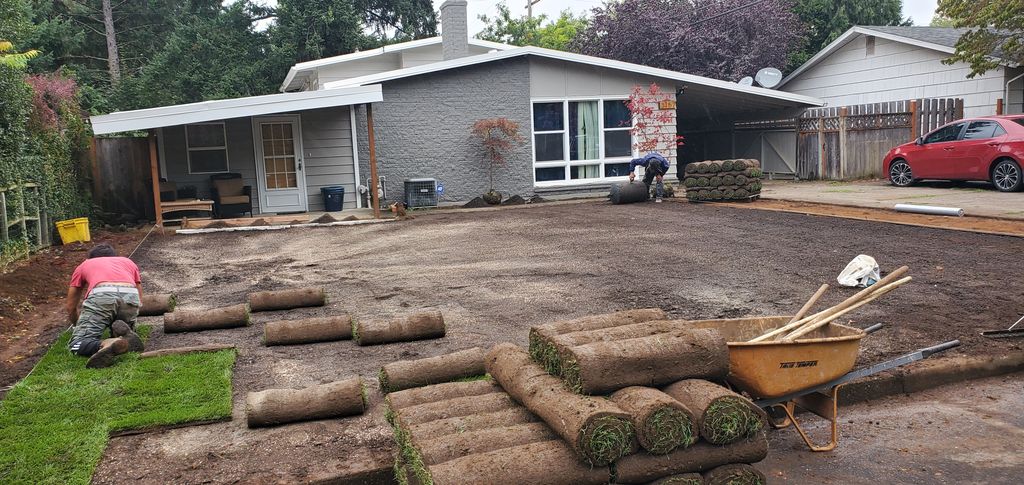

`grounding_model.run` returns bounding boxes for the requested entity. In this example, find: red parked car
[883,115,1024,192]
